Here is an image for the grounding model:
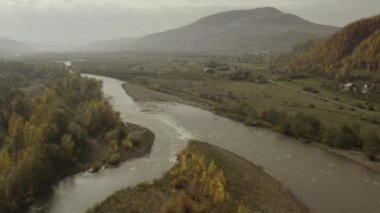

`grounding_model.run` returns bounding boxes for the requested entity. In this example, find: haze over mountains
[0,38,74,56]
[1,7,339,55]
[82,7,338,54]
[0,38,35,56]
